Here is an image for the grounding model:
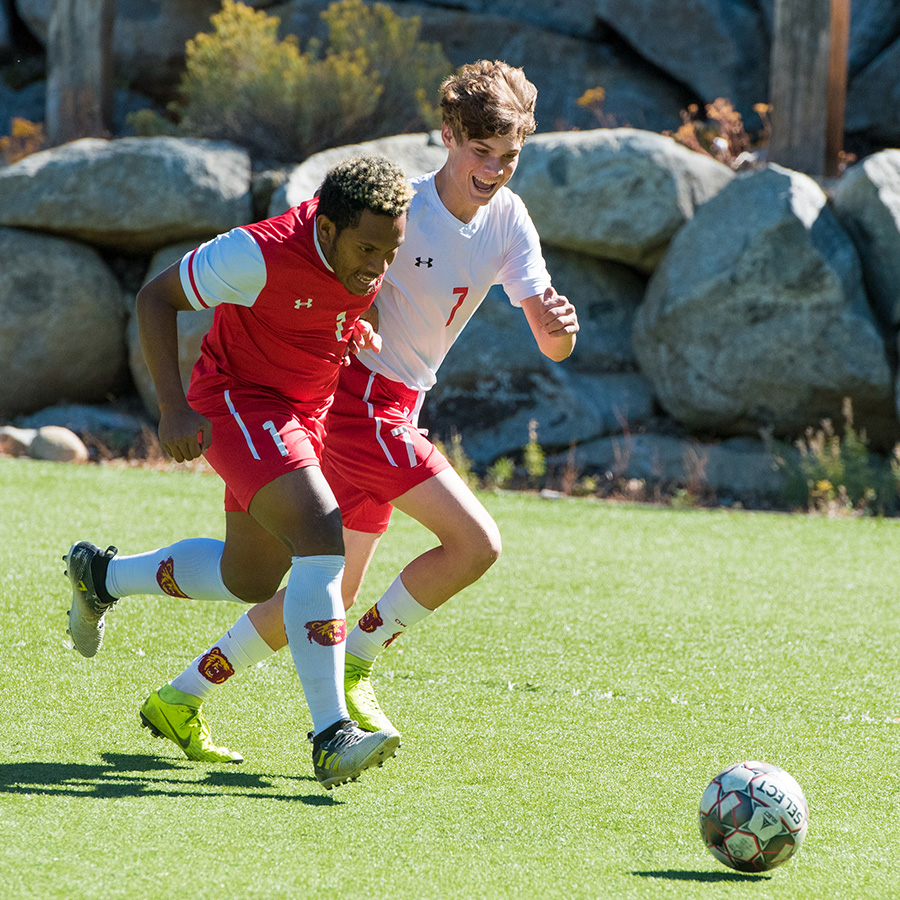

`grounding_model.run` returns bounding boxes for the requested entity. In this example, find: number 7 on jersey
[446,287,468,327]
